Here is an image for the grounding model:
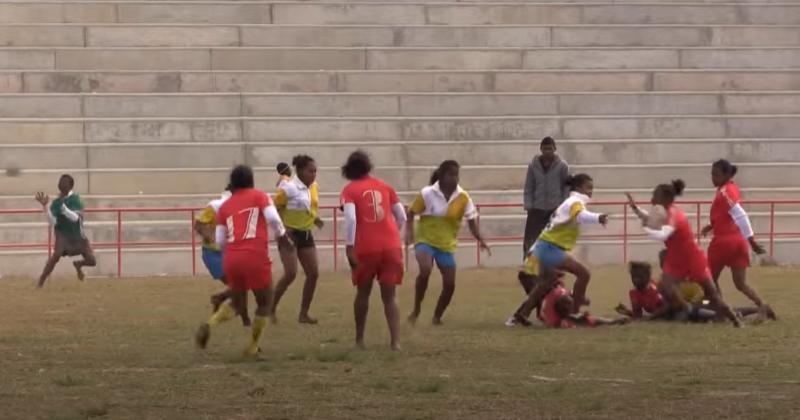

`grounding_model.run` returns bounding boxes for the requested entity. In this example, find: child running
[34,174,96,288]
[194,186,251,326]
[702,159,773,318]
[340,150,407,351]
[510,174,609,326]
[195,165,291,356]
[272,155,324,325]
[627,180,742,327]
[406,160,490,325]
